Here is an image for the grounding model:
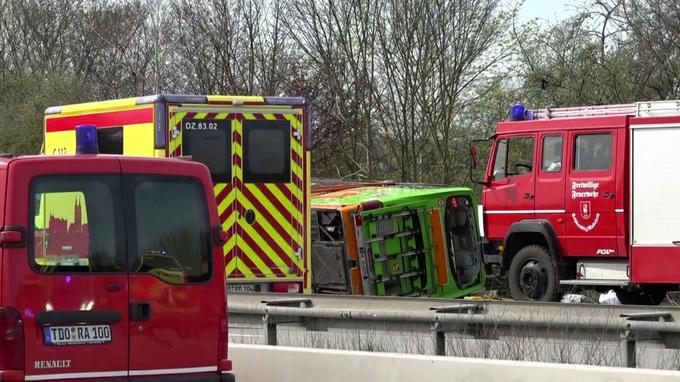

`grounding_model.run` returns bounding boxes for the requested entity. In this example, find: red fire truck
[0,126,234,381]
[471,100,680,304]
